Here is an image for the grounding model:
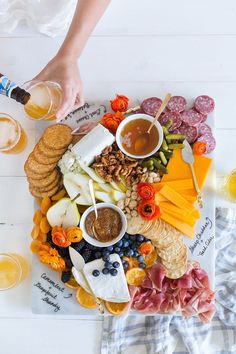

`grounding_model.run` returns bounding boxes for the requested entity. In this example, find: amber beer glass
[0,113,27,154]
